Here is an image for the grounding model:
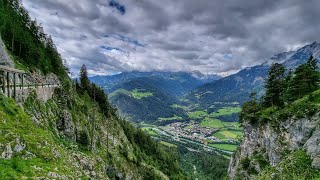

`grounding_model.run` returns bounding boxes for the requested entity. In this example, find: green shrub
[0,95,18,116]
[106,165,116,179]
[78,130,89,147]
[242,89,320,127]
[240,157,251,170]
[253,154,268,170]
[258,150,320,180]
